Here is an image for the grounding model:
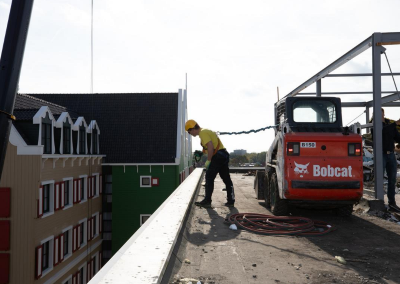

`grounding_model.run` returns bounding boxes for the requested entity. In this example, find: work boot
[195,199,212,208]
[389,203,400,212]
[224,200,235,207]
